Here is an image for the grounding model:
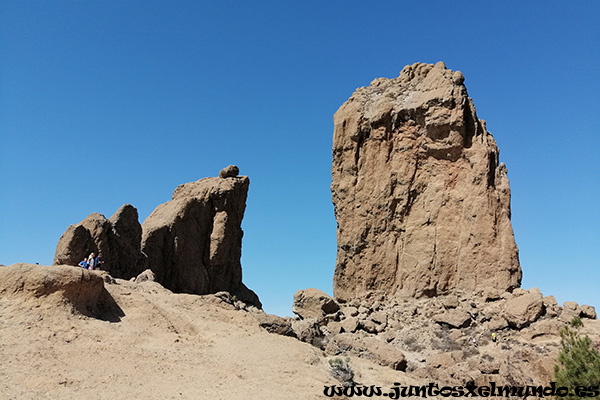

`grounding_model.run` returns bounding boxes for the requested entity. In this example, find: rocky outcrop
[141,167,261,307]
[0,263,108,317]
[293,288,340,320]
[266,285,597,379]
[53,204,147,279]
[326,333,407,371]
[331,62,522,300]
[503,290,543,329]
